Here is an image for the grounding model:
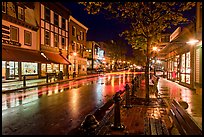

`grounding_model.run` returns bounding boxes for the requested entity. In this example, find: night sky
[61,2,129,42]
[62,2,196,42]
